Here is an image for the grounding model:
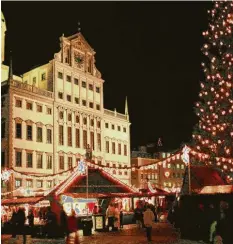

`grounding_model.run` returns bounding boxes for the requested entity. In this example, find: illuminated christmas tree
[192,1,233,171]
